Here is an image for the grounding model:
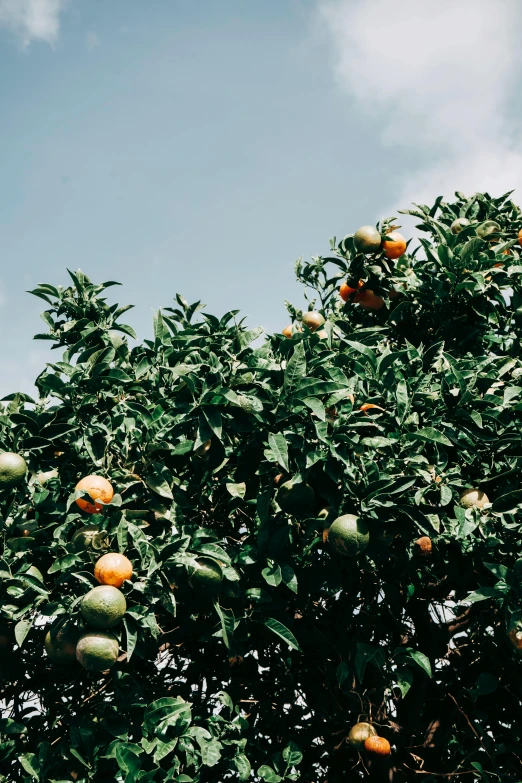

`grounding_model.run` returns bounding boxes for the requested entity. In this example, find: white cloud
[318,0,522,208]
[0,0,68,47]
